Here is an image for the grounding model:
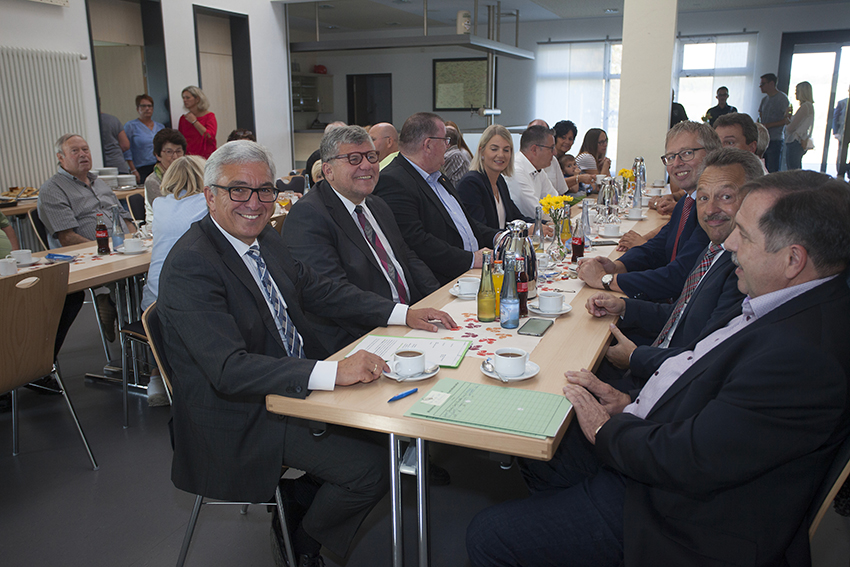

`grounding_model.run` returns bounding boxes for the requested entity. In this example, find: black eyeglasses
[660,147,705,166]
[210,184,279,203]
[535,143,555,152]
[329,151,379,166]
